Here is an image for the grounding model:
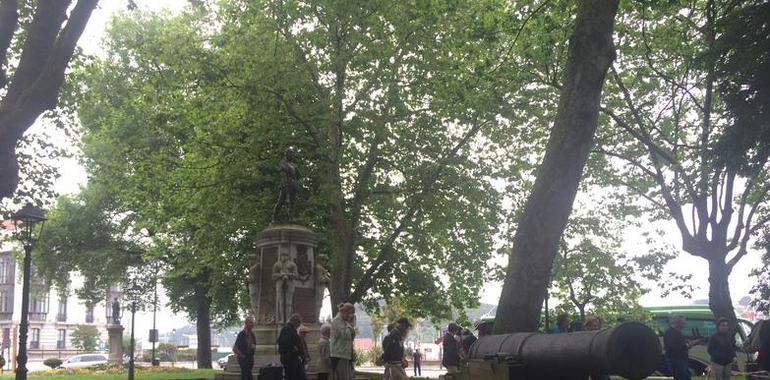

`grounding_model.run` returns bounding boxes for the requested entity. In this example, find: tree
[554,224,642,322]
[256,0,522,314]
[33,183,144,304]
[0,0,99,200]
[71,324,99,352]
[494,0,620,333]
[594,0,770,327]
[71,0,545,324]
[749,236,770,314]
[550,206,682,322]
